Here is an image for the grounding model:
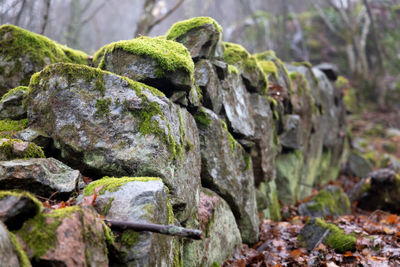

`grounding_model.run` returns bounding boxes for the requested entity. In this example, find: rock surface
[81,177,176,267]
[26,63,201,221]
[0,158,81,198]
[0,222,23,267]
[0,86,27,120]
[183,188,242,267]
[0,138,45,160]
